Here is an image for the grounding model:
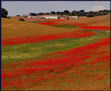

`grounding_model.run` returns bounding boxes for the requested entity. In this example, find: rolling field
[1,15,110,90]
